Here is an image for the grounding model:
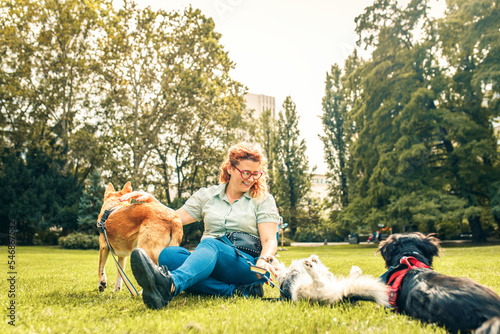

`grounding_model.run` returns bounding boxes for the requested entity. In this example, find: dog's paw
[304,255,322,268]
[98,281,107,292]
[304,259,316,269]
[308,254,320,264]
[303,259,321,281]
[350,266,362,278]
